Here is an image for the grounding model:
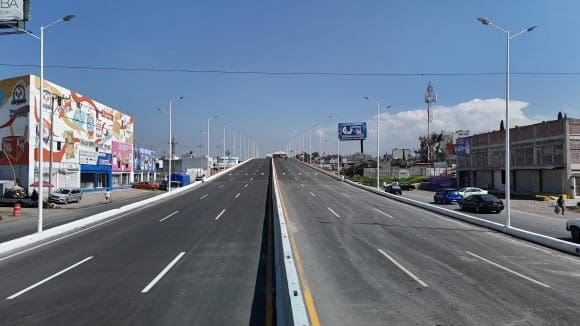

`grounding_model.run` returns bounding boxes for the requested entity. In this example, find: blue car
[433,188,462,204]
